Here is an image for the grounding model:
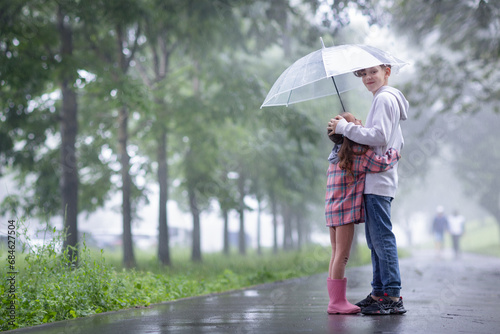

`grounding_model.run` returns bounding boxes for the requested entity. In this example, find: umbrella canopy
[261,43,408,108]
